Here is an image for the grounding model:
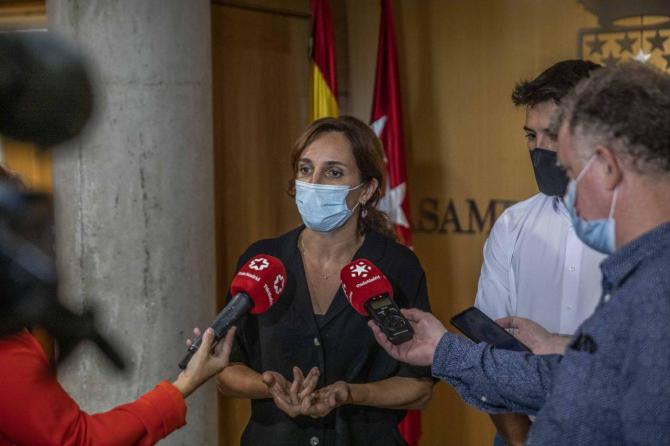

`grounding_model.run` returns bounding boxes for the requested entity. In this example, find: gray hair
[550,62,670,174]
